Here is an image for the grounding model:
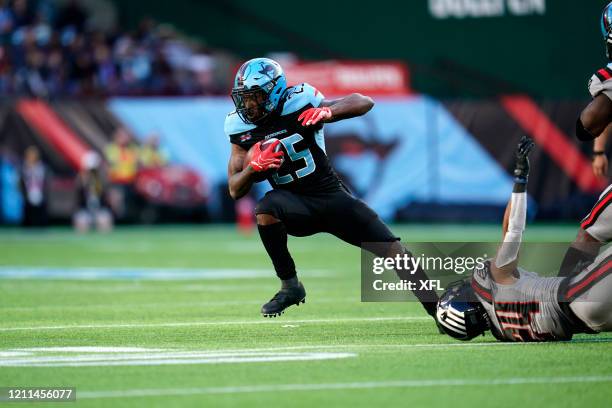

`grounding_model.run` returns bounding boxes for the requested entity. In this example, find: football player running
[437,136,612,342]
[560,1,612,277]
[225,58,438,319]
